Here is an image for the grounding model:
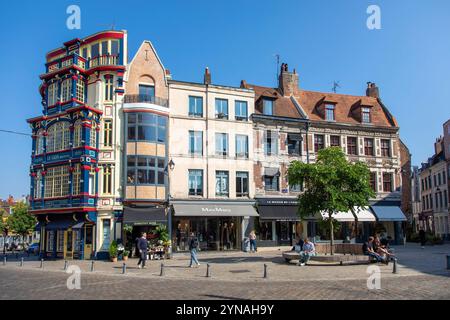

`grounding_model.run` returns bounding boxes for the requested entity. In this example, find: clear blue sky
[0,0,449,199]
